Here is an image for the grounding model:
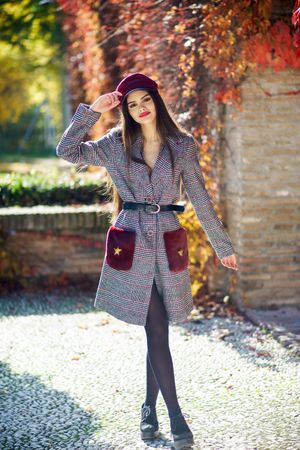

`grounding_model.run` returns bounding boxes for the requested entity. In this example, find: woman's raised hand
[90,91,123,113]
